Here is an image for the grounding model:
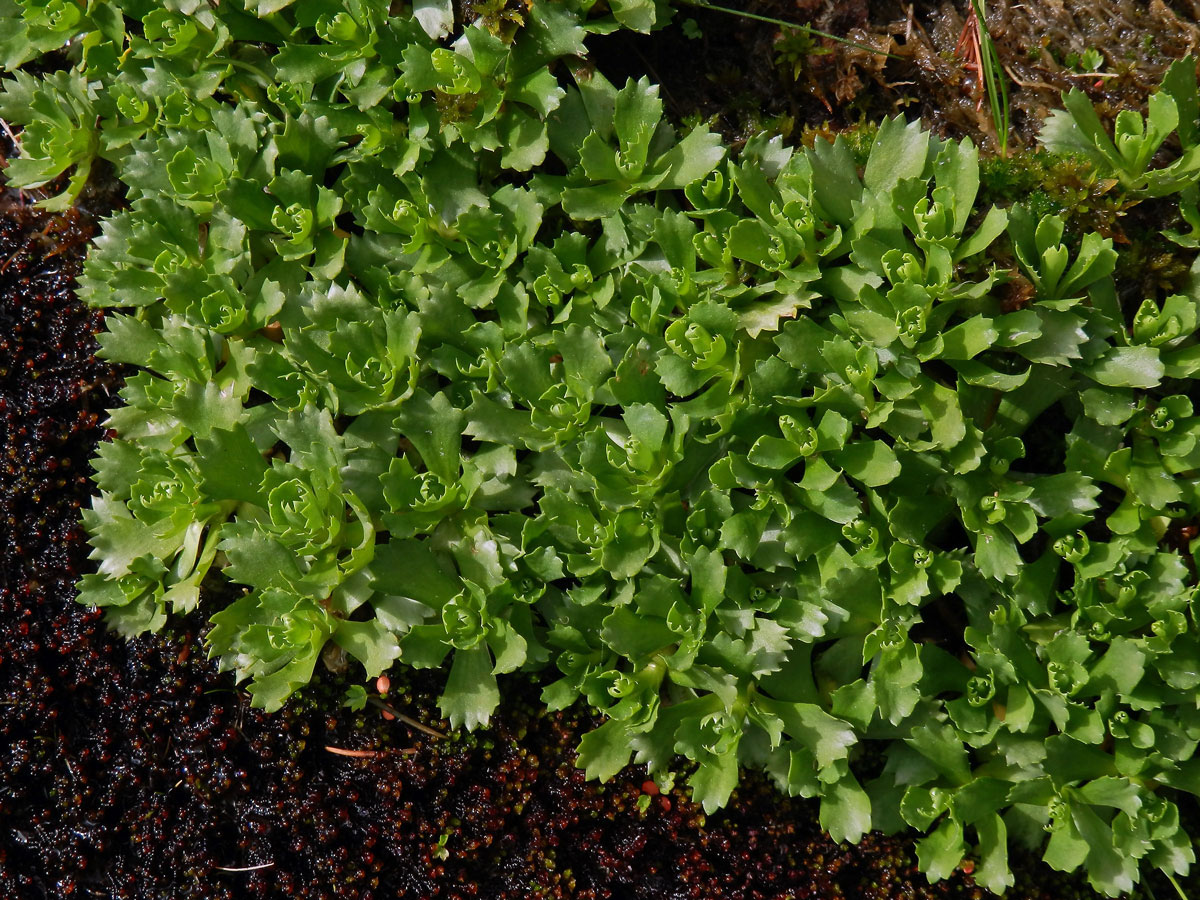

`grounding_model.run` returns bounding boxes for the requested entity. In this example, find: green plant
[1041,55,1200,196]
[774,27,831,83]
[0,69,98,209]
[1066,48,1106,73]
[1,2,1199,897]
